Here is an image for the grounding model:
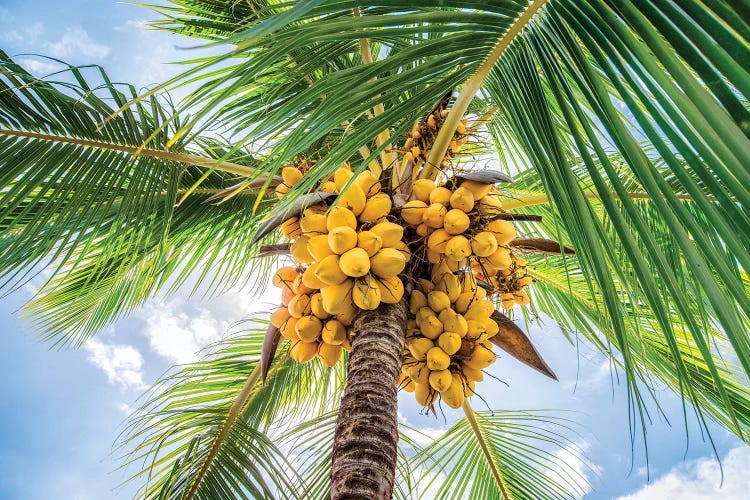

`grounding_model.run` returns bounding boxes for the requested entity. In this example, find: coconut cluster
[400,179,531,308]
[402,108,469,171]
[398,267,497,409]
[272,166,411,366]
[270,266,350,366]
